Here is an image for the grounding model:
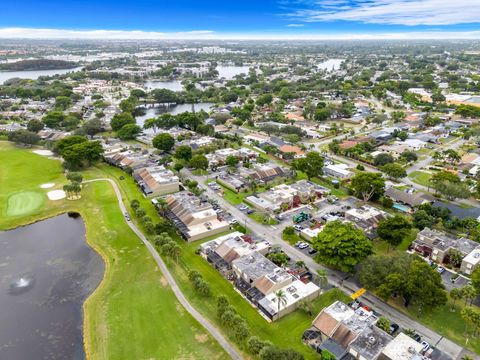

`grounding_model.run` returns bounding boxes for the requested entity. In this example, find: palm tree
[274,290,288,321]
[155,198,169,215]
[316,269,328,291]
[461,307,476,336]
[450,288,463,311]
[295,260,306,268]
[462,285,477,306]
